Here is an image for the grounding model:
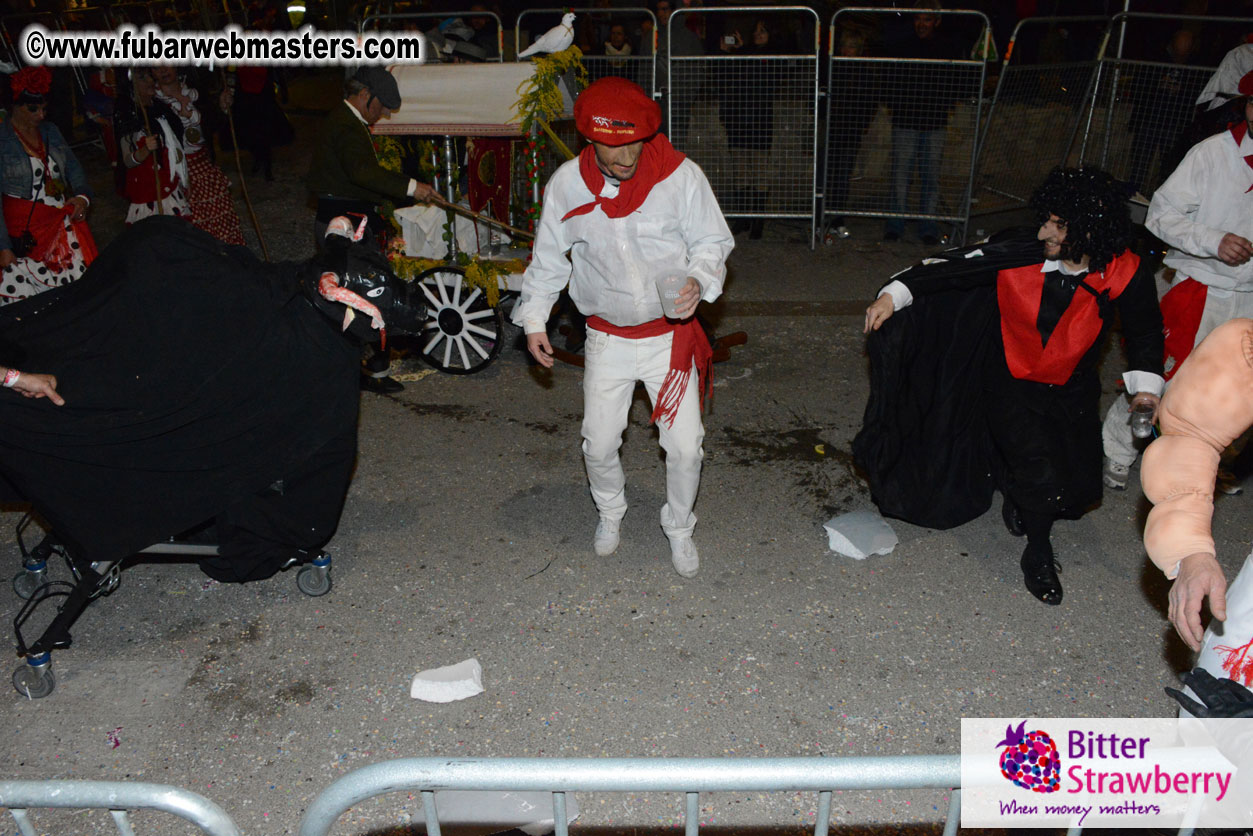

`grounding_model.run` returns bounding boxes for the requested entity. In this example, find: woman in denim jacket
[1,67,96,307]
